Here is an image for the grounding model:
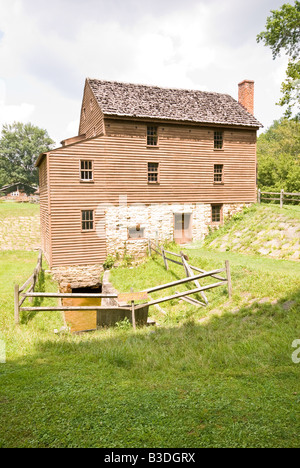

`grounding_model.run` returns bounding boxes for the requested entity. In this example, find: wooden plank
[164,250,188,260]
[143,268,225,293]
[164,250,181,258]
[260,191,281,195]
[14,284,20,325]
[225,260,232,298]
[180,251,208,304]
[131,301,136,330]
[161,247,168,270]
[19,274,34,293]
[165,256,184,266]
[20,306,132,312]
[22,292,118,298]
[280,189,284,209]
[188,264,226,281]
[148,238,152,256]
[150,247,162,256]
[176,292,206,307]
[136,282,225,309]
[118,292,149,304]
[260,197,279,201]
